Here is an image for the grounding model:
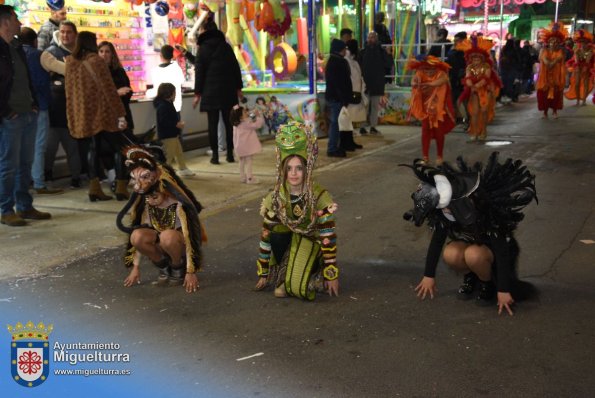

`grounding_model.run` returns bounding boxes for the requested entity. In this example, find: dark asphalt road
[1,97,594,398]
